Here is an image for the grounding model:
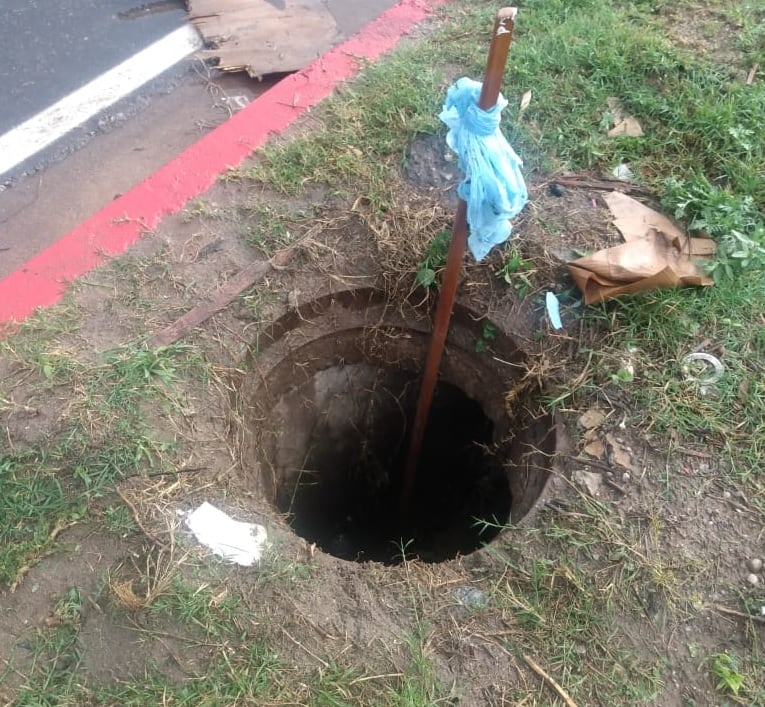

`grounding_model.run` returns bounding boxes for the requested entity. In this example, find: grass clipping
[354,190,452,295]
